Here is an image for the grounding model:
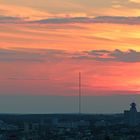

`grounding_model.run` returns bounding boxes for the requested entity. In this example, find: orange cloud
[90,7,140,17]
[129,0,140,3]
[0,0,140,20]
[0,4,52,20]
[0,22,140,51]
